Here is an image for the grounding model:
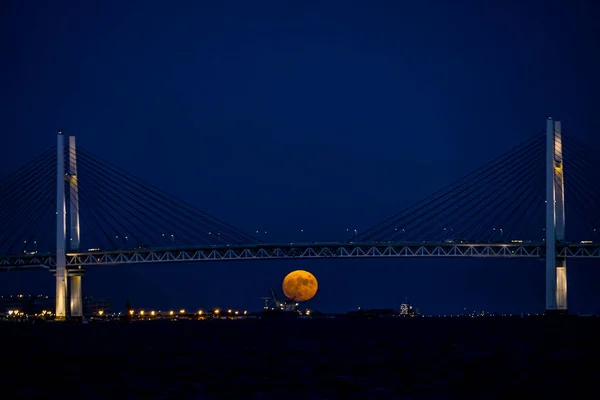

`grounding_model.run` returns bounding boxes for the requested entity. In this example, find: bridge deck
[0,241,598,270]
